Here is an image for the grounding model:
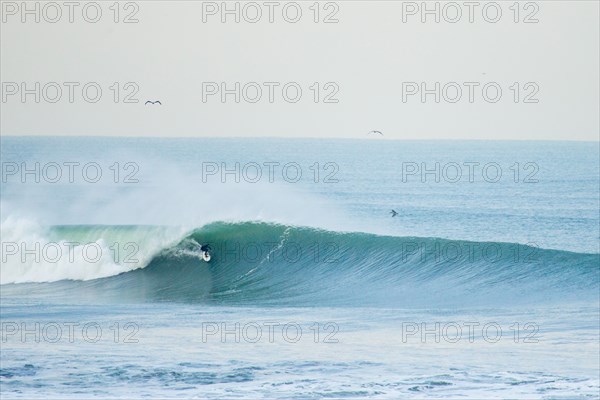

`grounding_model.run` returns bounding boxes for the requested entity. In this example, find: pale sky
[1,0,599,140]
